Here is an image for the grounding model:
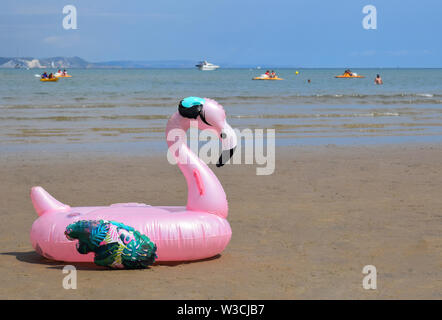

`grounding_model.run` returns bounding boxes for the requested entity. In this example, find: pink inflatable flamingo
[30,97,237,262]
